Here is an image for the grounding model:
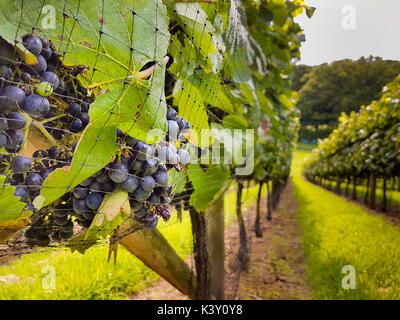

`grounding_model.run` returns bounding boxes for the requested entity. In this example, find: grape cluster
[22,106,193,245]
[0,34,92,144]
